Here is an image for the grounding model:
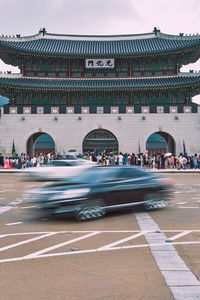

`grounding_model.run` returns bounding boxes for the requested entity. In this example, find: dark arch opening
[146,131,176,155]
[26,132,55,157]
[83,129,118,154]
